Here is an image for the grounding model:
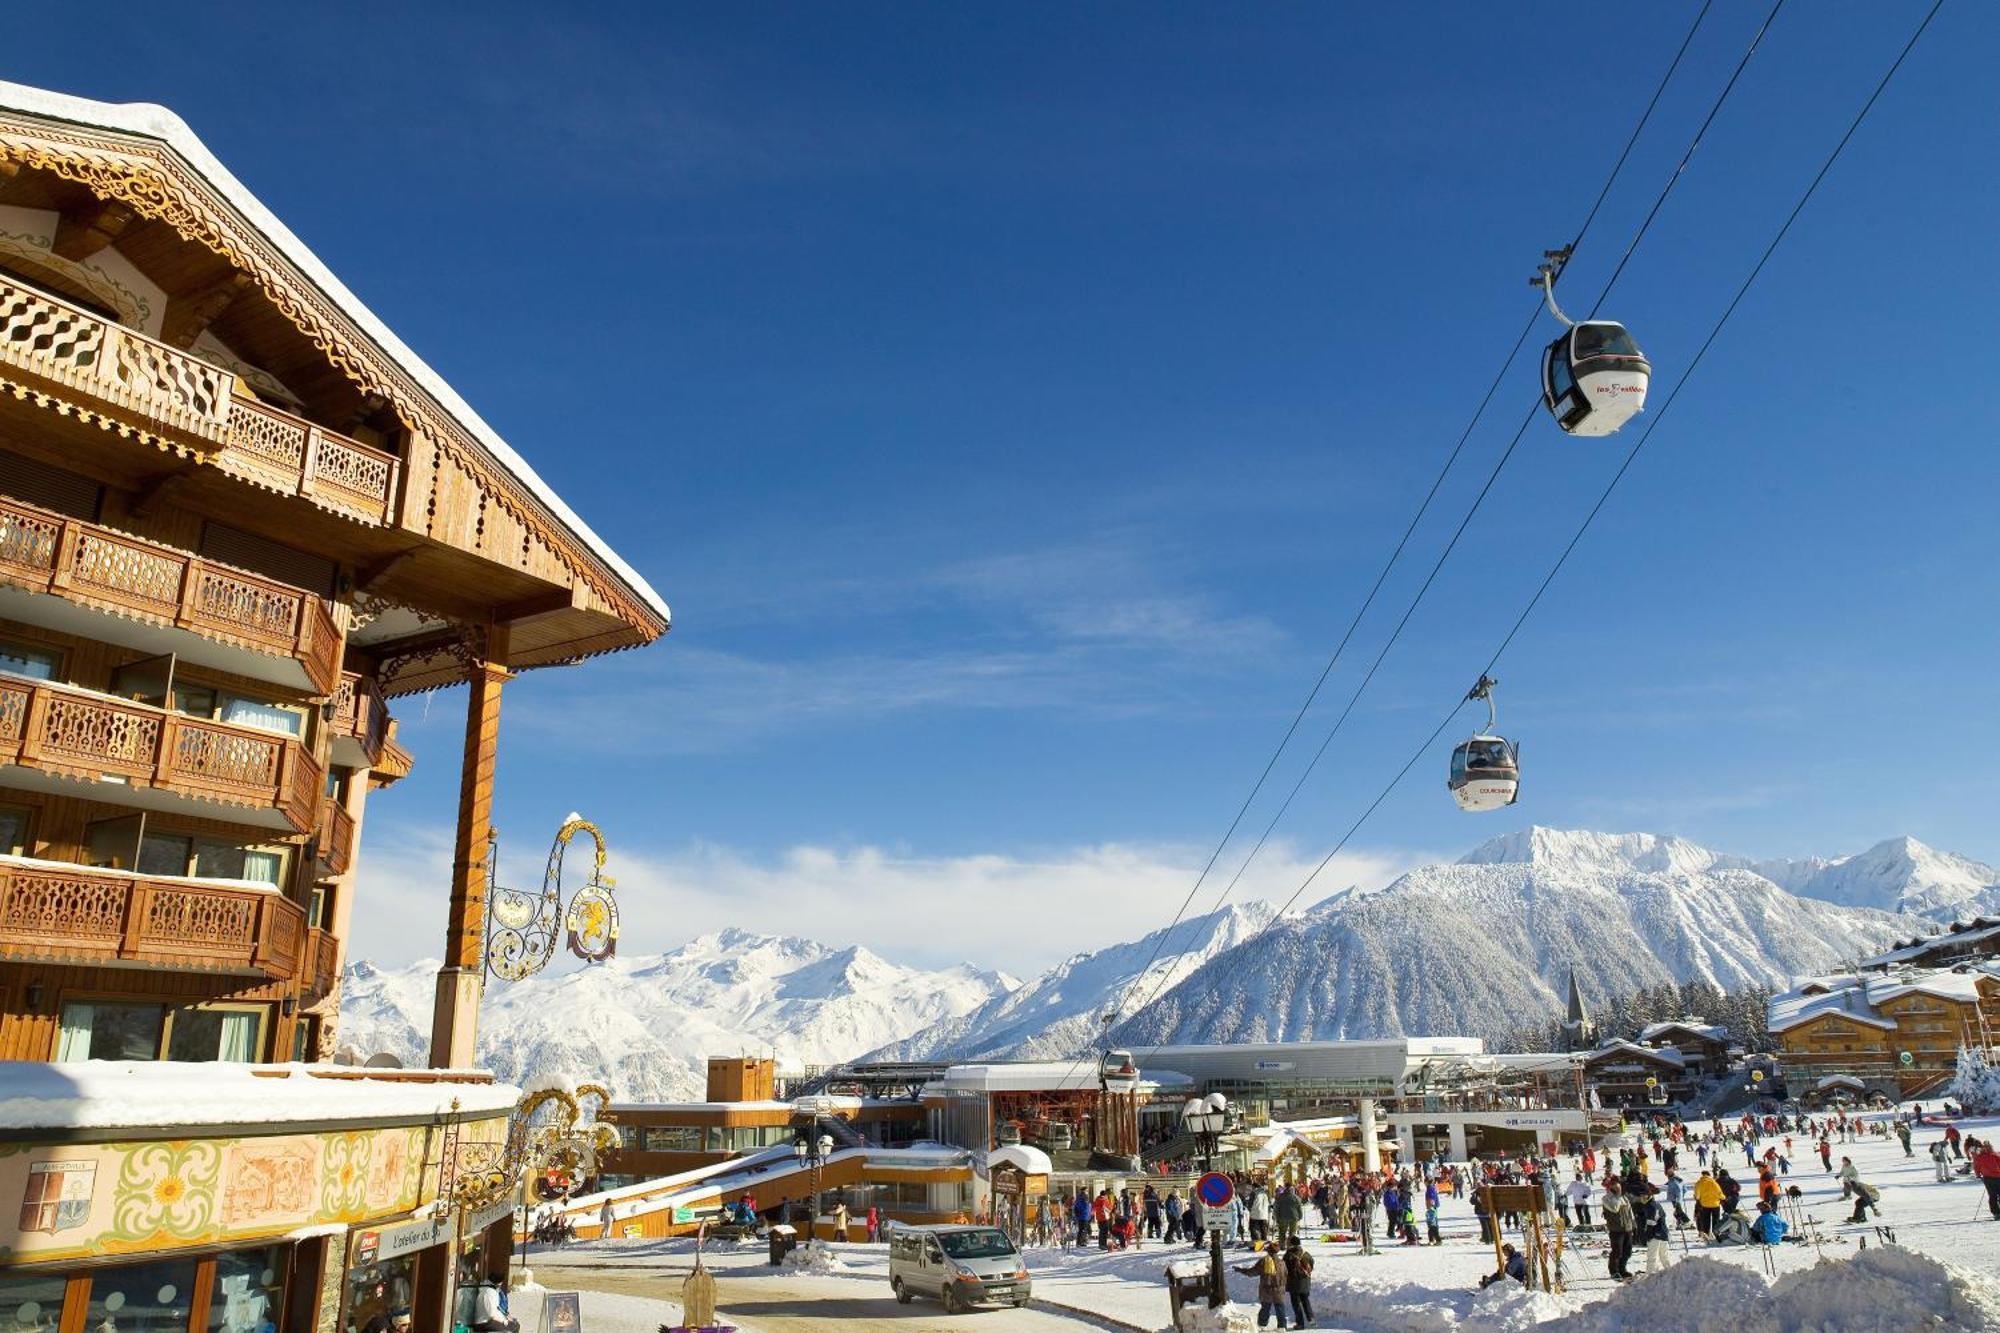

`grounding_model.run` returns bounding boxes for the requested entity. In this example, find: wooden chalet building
[0,80,665,1333]
[1769,964,2000,1097]
[0,81,666,1069]
[1635,1019,1734,1078]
